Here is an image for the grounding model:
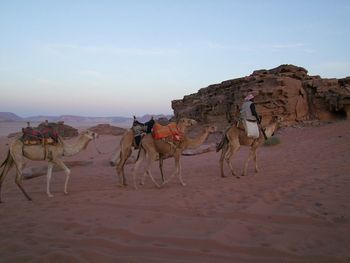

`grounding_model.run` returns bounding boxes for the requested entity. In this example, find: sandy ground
[0,120,349,263]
